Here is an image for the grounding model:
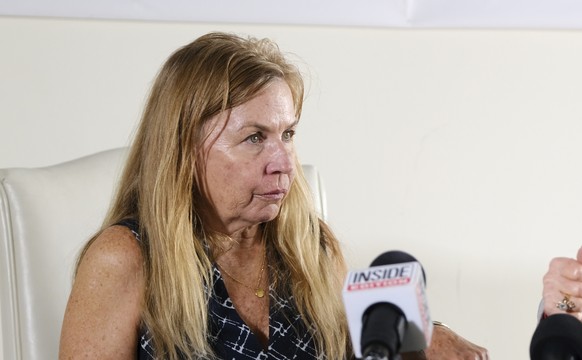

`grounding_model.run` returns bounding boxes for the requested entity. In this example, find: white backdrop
[2,15,582,359]
[2,0,582,29]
